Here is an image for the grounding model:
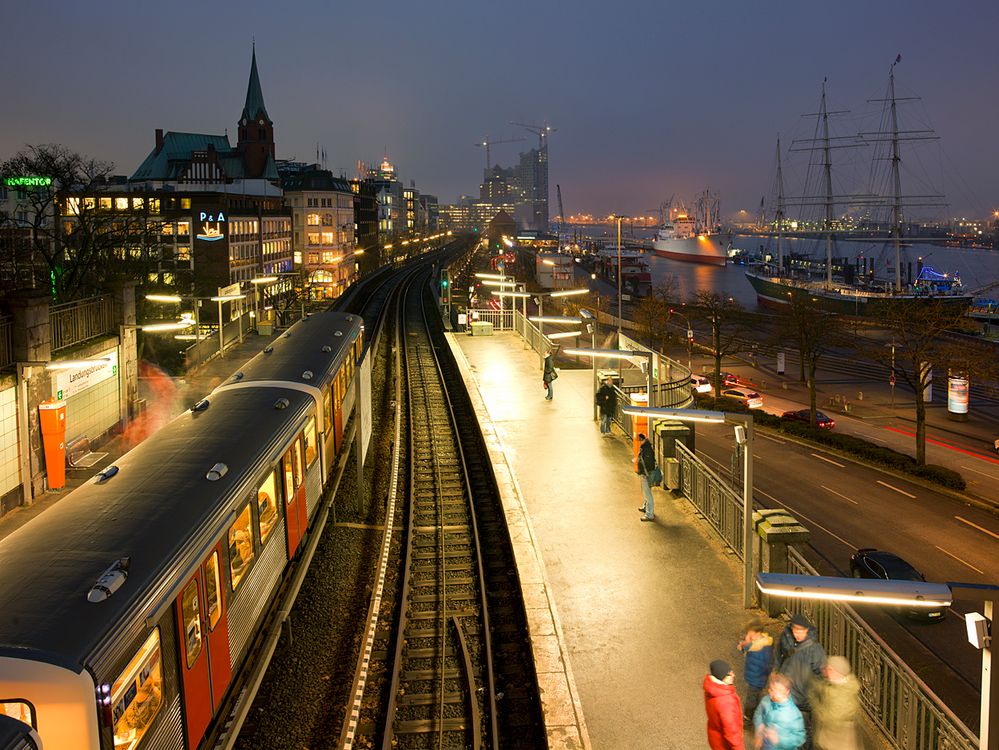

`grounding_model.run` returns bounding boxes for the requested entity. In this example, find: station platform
[447,331,758,749]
